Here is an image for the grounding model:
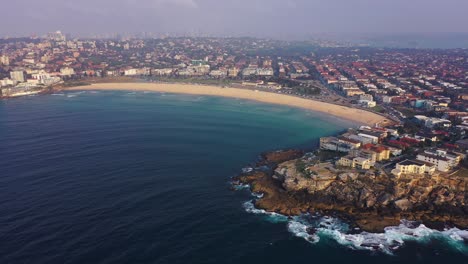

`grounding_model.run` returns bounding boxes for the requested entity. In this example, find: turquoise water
[0,90,466,263]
